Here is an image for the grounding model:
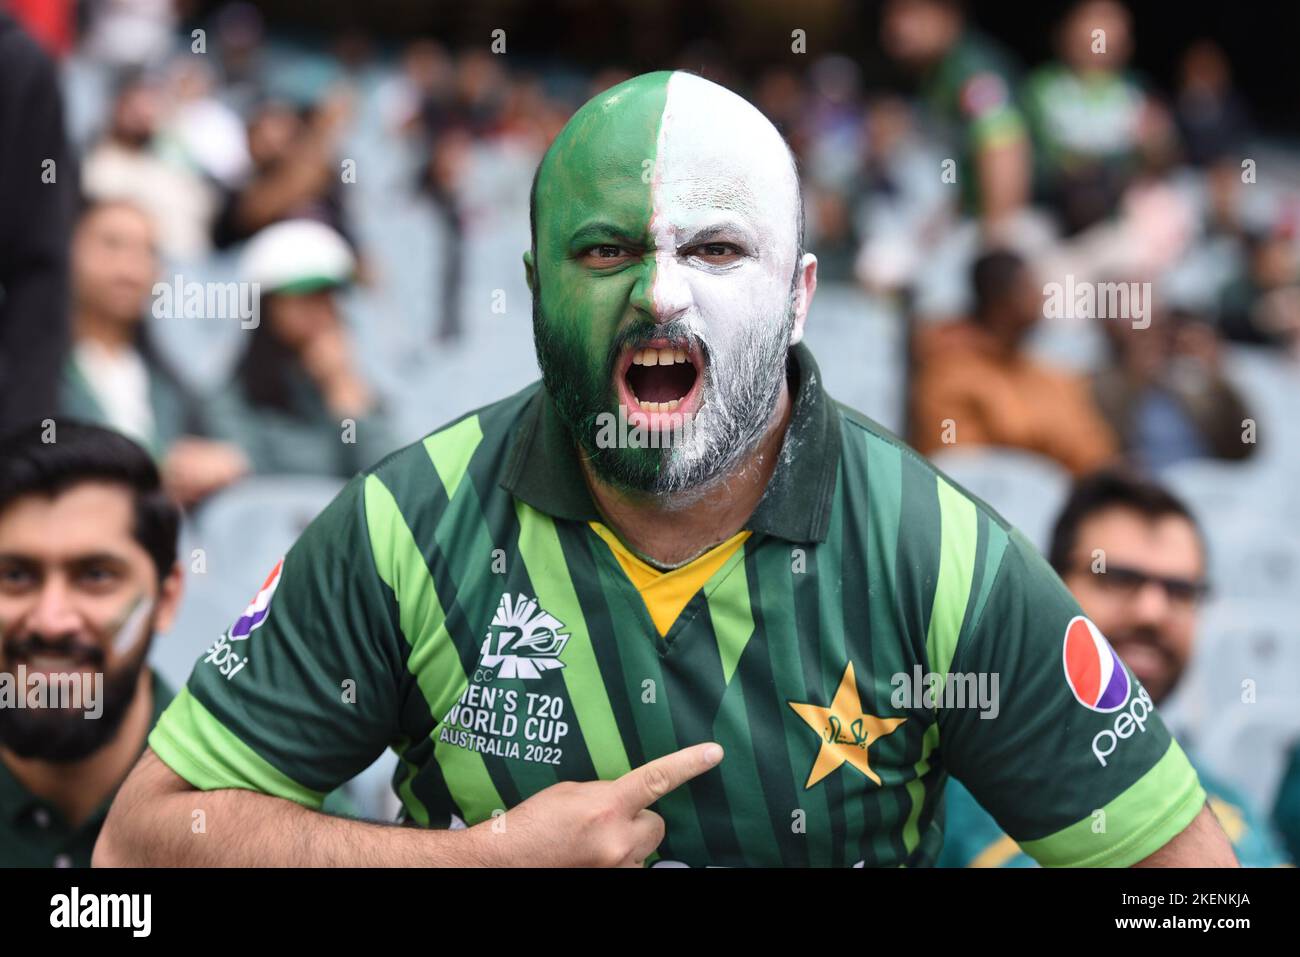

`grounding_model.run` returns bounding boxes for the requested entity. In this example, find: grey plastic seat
[927,447,1072,552]
[150,475,345,689]
[1168,598,1300,812]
